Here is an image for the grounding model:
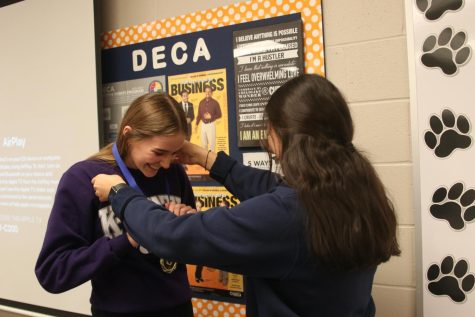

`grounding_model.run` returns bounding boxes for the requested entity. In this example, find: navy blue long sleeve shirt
[112,152,377,317]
